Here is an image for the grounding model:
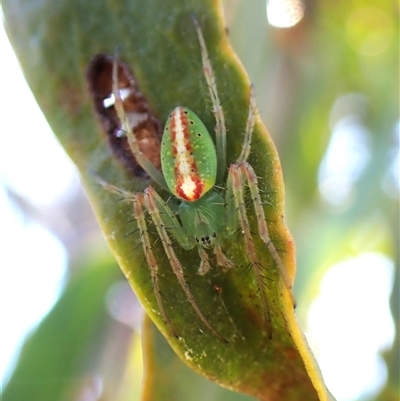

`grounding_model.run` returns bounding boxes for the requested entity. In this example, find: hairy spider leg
[197,245,212,275]
[133,193,176,337]
[193,17,226,184]
[225,86,295,336]
[240,163,295,304]
[214,244,235,270]
[92,176,175,335]
[143,187,228,343]
[227,164,273,339]
[111,53,167,189]
[237,84,256,164]
[236,86,295,304]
